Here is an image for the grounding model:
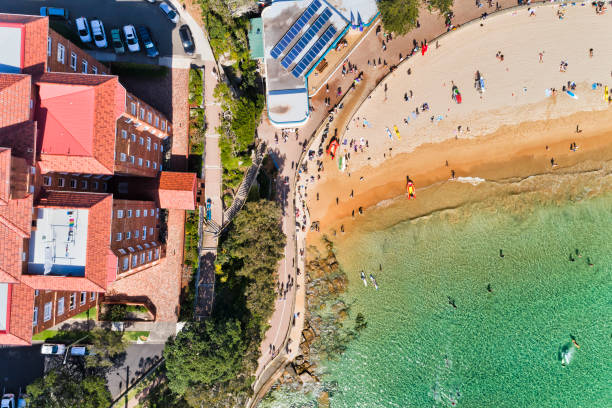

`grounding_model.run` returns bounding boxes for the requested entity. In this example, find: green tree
[379,0,454,35]
[86,328,127,369]
[164,319,246,395]
[26,368,111,408]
